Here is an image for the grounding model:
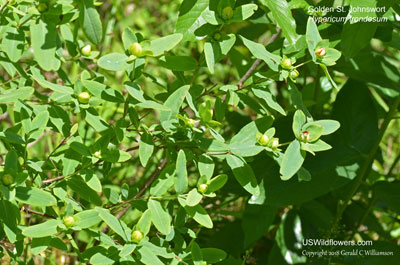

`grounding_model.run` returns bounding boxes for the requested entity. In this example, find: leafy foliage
[0,0,400,264]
